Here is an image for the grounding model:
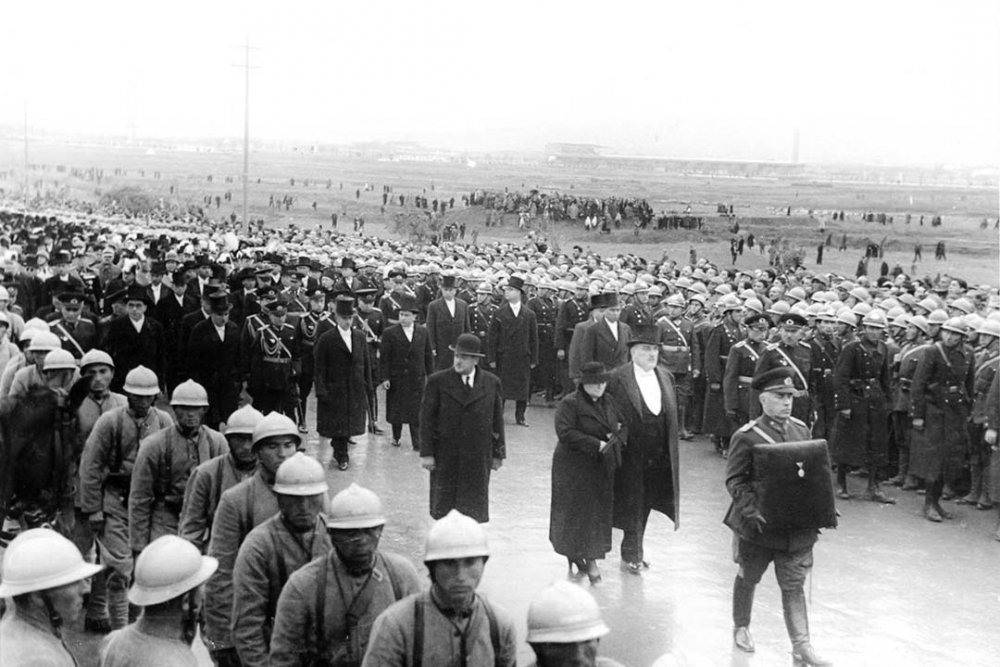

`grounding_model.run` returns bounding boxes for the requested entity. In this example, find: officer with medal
[751,312,813,424]
[724,366,832,666]
[242,296,302,418]
[295,288,330,433]
[654,293,701,439]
